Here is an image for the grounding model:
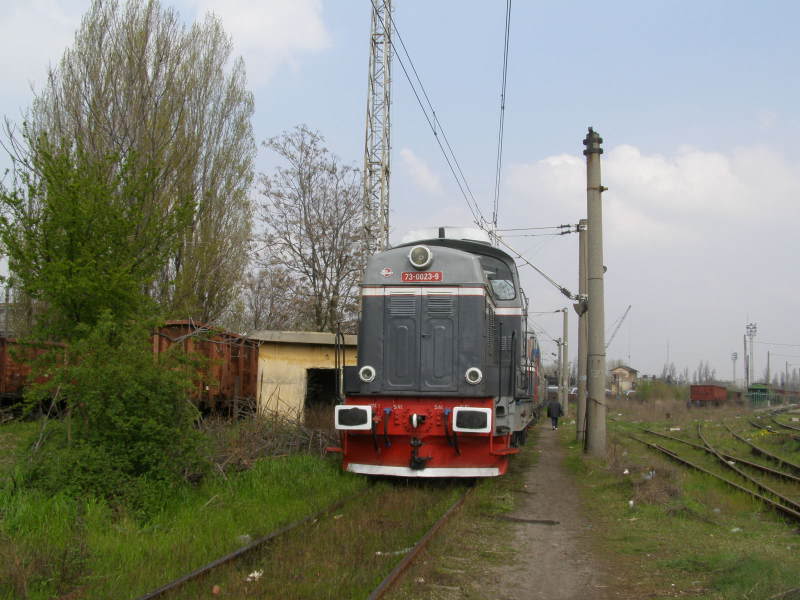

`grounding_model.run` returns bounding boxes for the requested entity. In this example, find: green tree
[0,133,190,341]
[10,0,255,324]
[22,312,203,514]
